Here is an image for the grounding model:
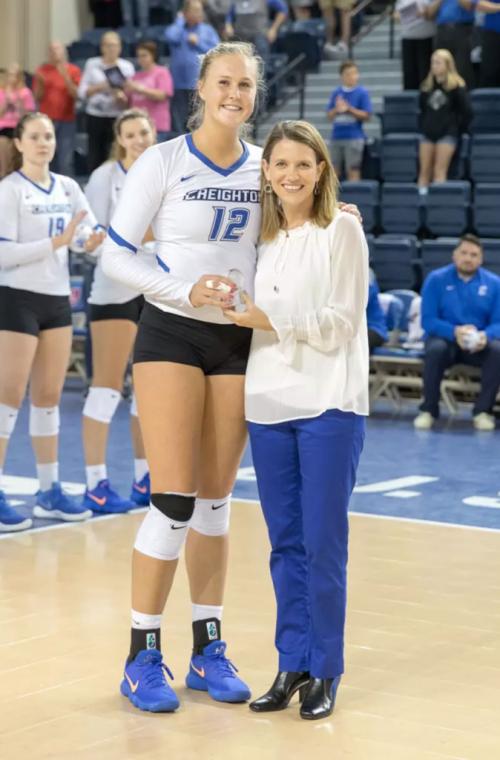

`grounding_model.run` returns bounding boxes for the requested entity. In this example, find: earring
[314,182,320,196]
[264,182,273,195]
